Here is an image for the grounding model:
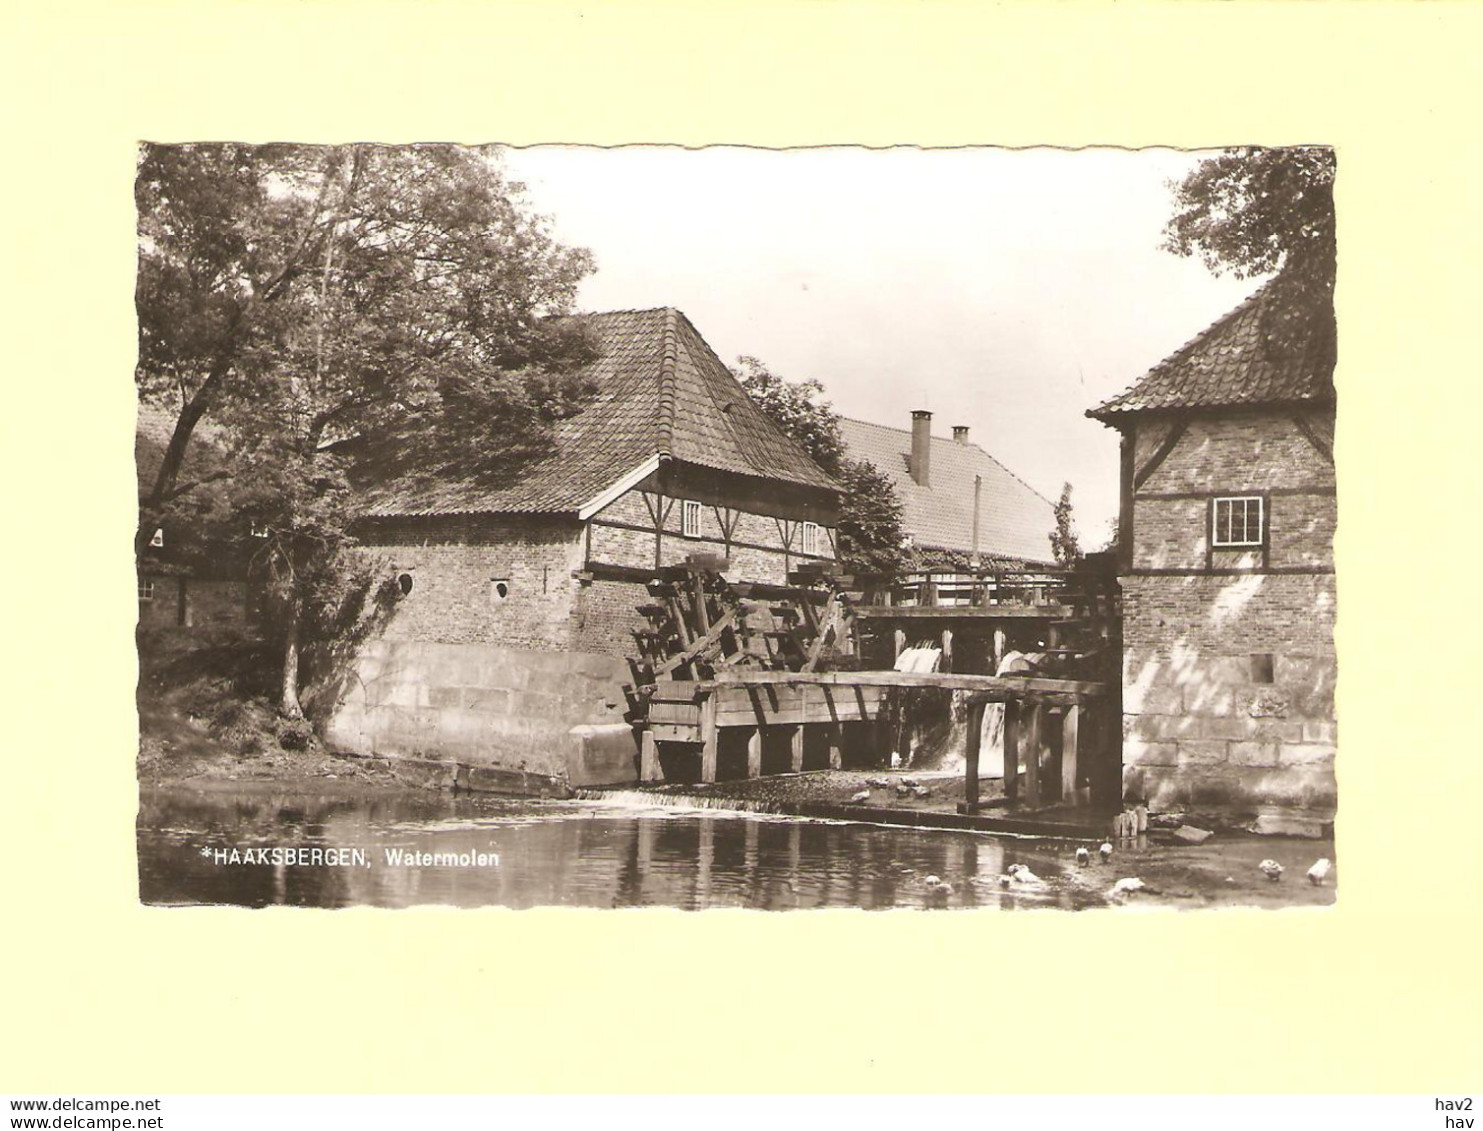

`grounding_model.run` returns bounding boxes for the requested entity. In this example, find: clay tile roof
[362,308,838,518]
[838,417,1056,564]
[1088,278,1336,420]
